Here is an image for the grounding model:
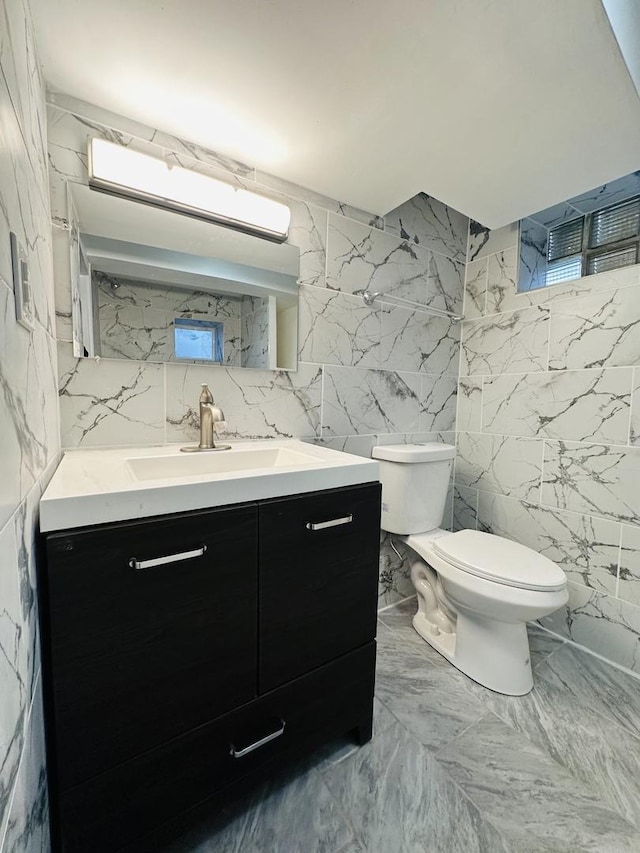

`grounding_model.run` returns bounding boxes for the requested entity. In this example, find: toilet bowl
[372,443,568,696]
